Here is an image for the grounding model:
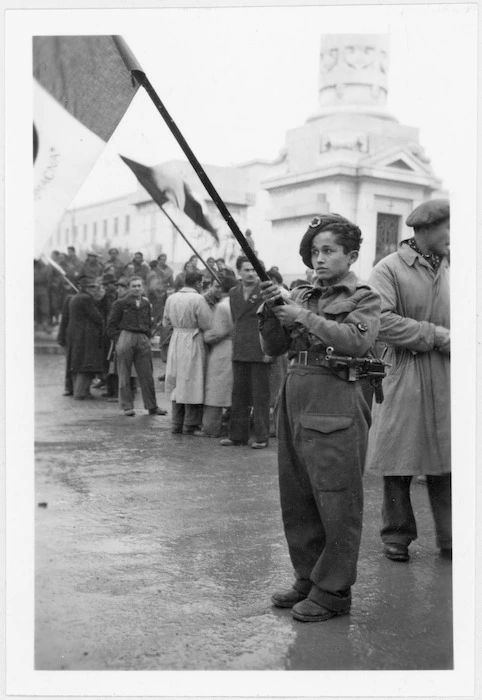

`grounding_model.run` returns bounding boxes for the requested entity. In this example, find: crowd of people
[38,198,451,624]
